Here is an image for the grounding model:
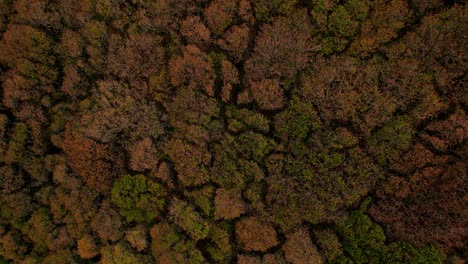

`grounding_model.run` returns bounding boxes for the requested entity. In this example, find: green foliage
[151,222,205,264]
[244,182,265,209]
[314,229,343,261]
[275,95,321,141]
[24,208,55,254]
[313,0,369,55]
[320,36,349,55]
[169,199,211,241]
[226,107,270,133]
[4,123,28,164]
[0,256,8,264]
[211,133,269,189]
[330,128,359,149]
[384,242,445,264]
[253,0,299,22]
[268,124,380,230]
[83,21,107,47]
[337,211,386,263]
[368,115,415,166]
[184,185,215,217]
[101,242,151,264]
[345,0,370,20]
[237,131,275,162]
[328,6,358,37]
[206,224,234,262]
[333,210,446,264]
[111,175,165,223]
